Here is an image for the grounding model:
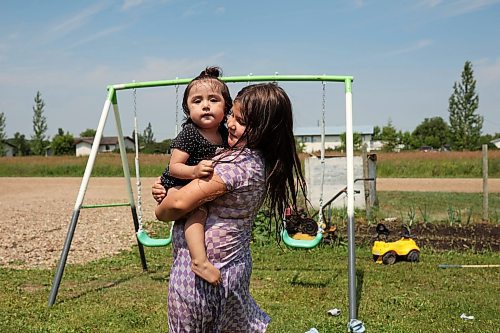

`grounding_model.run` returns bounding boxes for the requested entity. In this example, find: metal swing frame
[47,73,363,331]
